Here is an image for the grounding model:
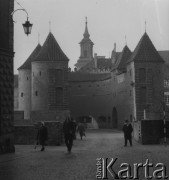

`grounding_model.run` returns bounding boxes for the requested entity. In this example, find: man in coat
[77,123,86,140]
[37,122,48,151]
[63,117,74,154]
[122,120,133,147]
